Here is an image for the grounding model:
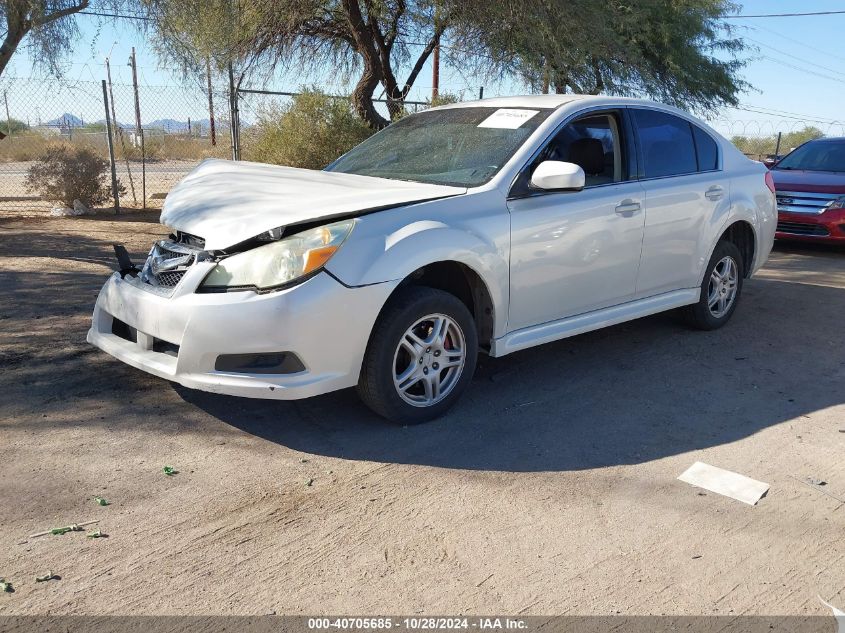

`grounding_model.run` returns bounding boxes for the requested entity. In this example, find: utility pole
[106,55,137,204]
[129,46,145,208]
[431,42,440,102]
[129,47,142,137]
[206,57,217,146]
[101,80,120,214]
[105,57,118,134]
[228,61,240,160]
